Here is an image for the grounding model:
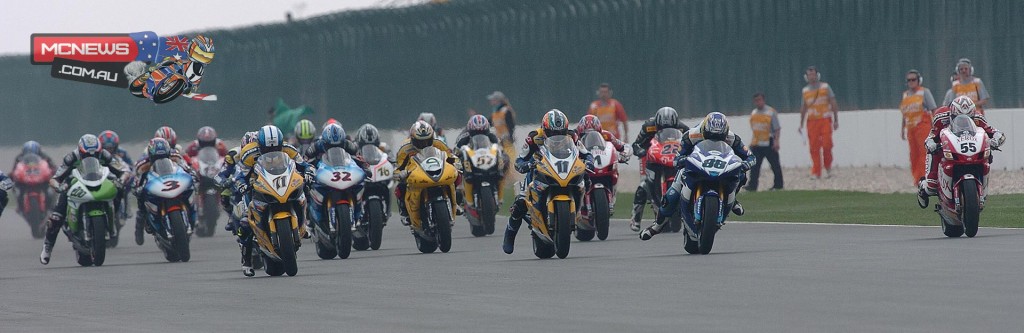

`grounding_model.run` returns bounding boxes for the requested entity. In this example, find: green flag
[272,98,314,136]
